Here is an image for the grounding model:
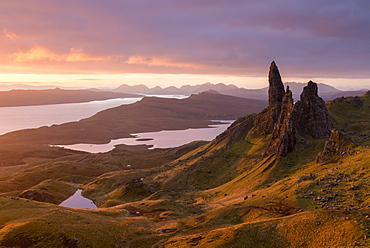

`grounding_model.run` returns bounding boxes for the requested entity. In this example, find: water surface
[59,189,97,209]
[56,120,233,153]
[0,95,187,135]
